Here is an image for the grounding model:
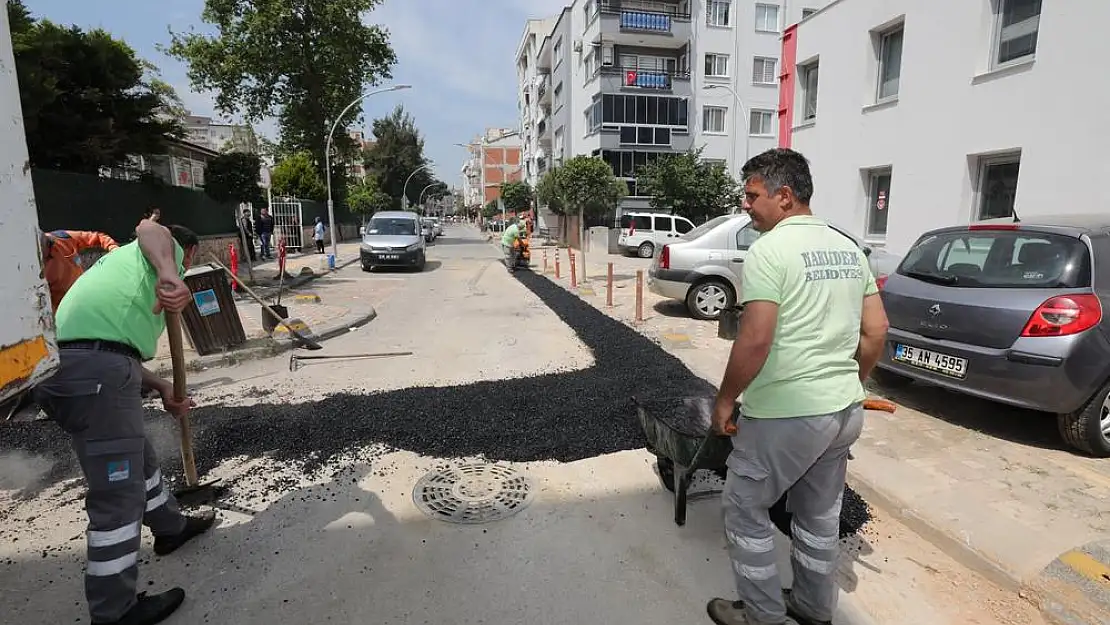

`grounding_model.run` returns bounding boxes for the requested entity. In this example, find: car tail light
[1020,294,1102,337]
[875,275,888,291]
[659,244,670,269]
[969,223,1019,231]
